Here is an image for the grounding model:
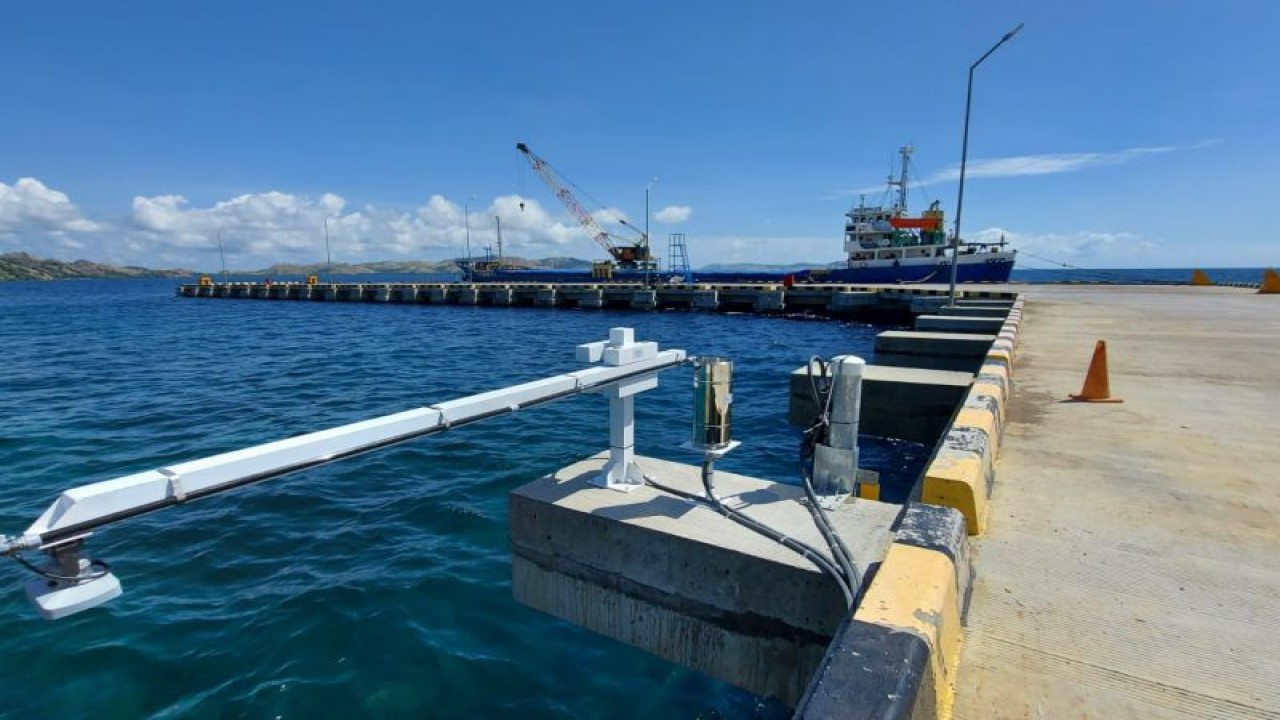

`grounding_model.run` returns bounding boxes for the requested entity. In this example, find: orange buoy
[1190,269,1212,286]
[1068,340,1123,403]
